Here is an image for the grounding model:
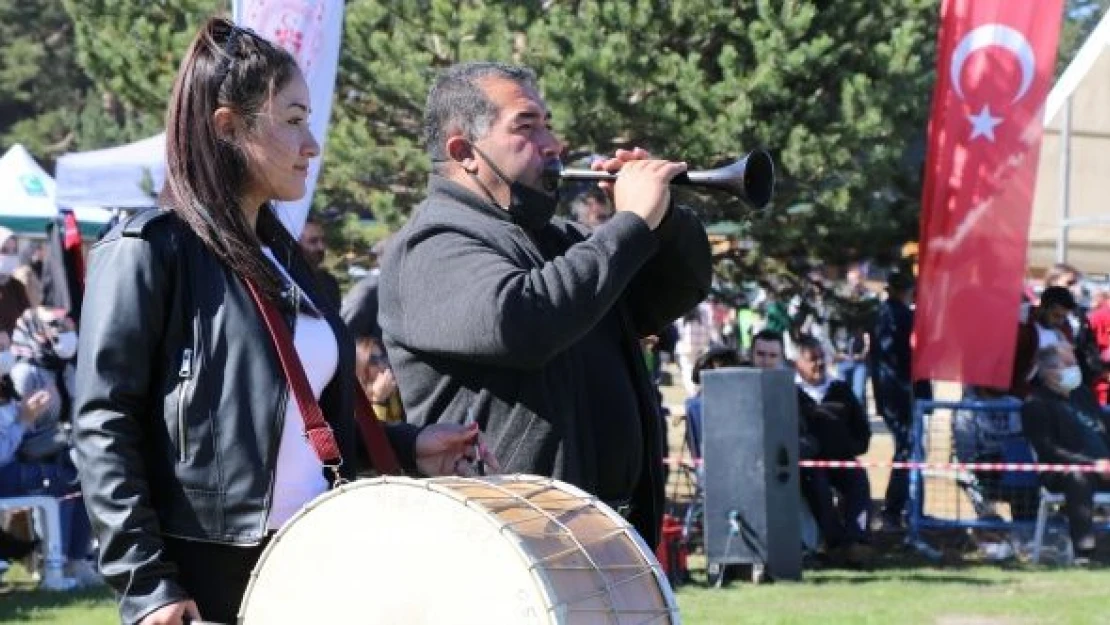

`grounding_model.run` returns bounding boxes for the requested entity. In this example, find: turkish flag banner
[913,0,1064,388]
